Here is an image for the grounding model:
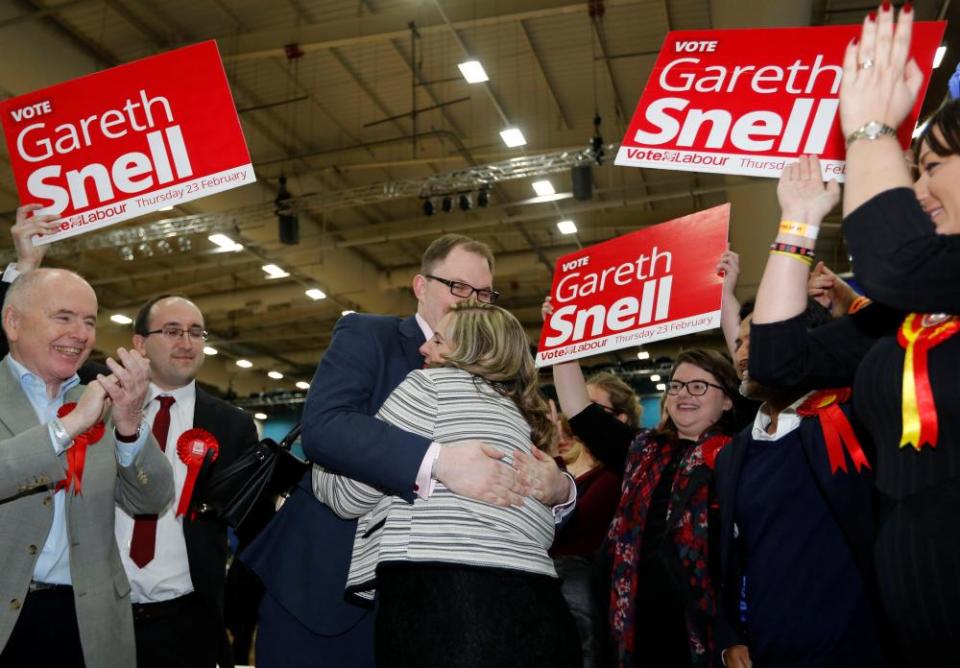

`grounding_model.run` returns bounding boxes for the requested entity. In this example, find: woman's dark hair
[913,99,960,167]
[657,348,740,439]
